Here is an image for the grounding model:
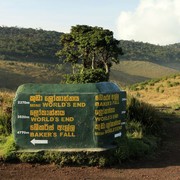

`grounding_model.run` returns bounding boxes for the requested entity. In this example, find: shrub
[156,87,160,92]
[114,136,158,162]
[160,89,164,93]
[126,121,143,139]
[64,68,108,84]
[128,138,150,158]
[127,96,164,135]
[129,84,138,91]
[18,152,44,163]
[2,135,18,162]
[0,106,12,136]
